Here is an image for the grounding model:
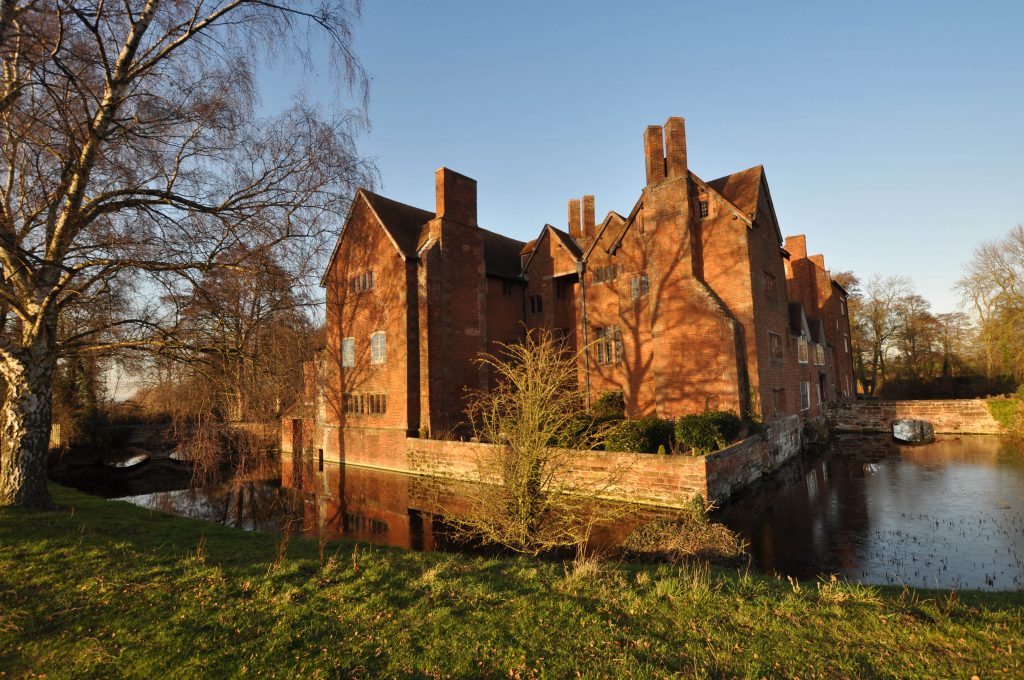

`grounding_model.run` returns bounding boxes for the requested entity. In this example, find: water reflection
[116,463,667,555]
[715,434,1024,591]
